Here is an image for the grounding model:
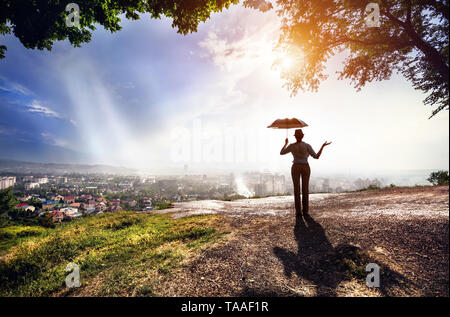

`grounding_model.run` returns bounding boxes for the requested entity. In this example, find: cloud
[26,101,79,128]
[27,100,63,118]
[196,6,287,107]
[0,76,32,95]
[41,132,73,150]
[9,82,32,95]
[117,82,135,89]
[198,8,280,74]
[0,125,16,135]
